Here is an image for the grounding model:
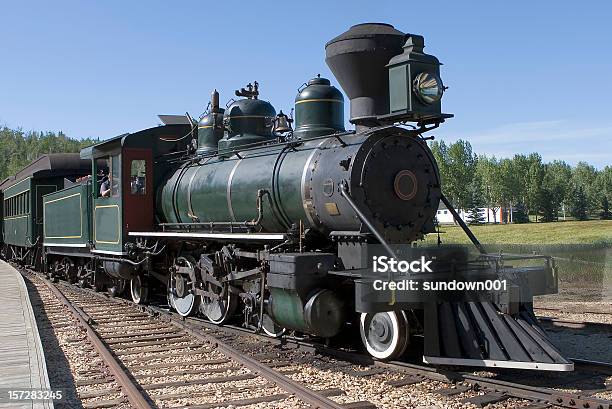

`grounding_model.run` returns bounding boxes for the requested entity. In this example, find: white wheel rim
[200,290,233,324]
[167,283,175,309]
[169,257,199,317]
[261,314,286,337]
[170,291,197,317]
[131,277,142,304]
[360,311,408,360]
